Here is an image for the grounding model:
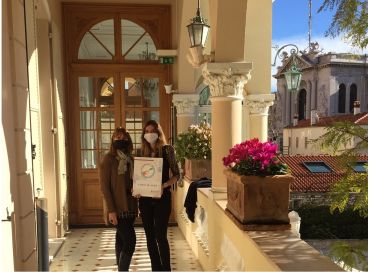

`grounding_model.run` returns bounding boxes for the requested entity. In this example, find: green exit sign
[159,56,174,64]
